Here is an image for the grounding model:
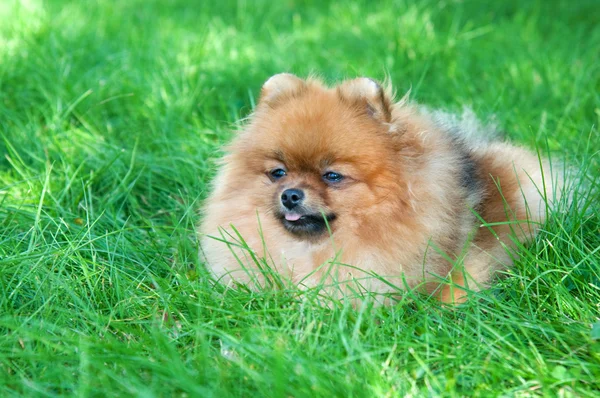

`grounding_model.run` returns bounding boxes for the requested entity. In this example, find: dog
[199,73,560,303]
